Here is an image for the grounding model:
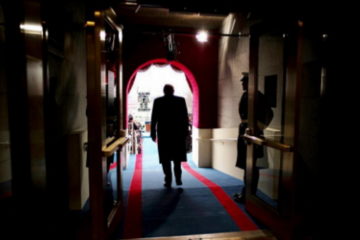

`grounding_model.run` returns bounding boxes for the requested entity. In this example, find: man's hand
[151,133,156,142]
